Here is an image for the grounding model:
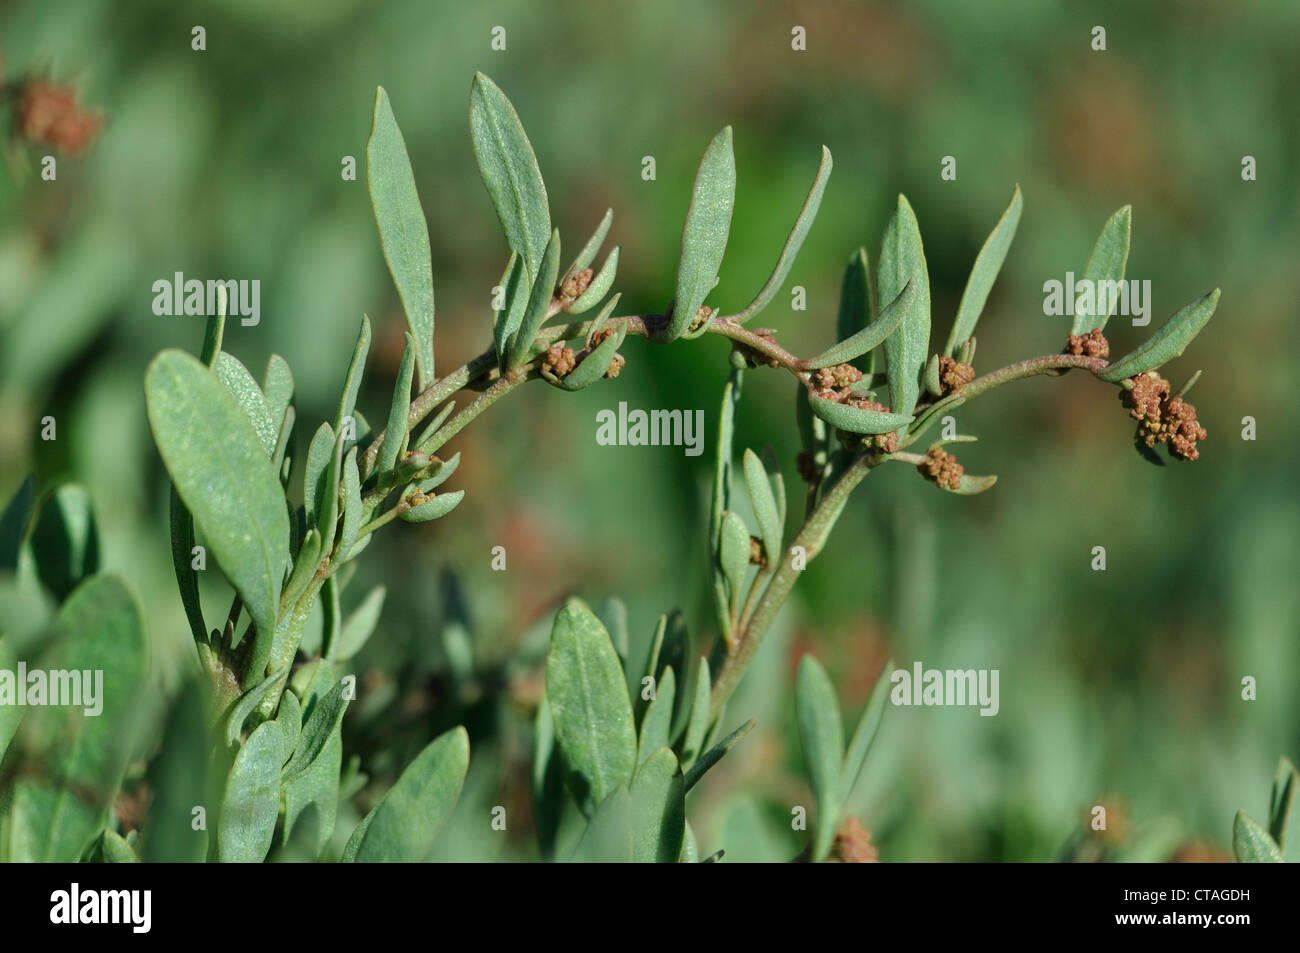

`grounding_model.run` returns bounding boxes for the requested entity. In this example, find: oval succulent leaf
[145,350,289,648]
[1071,205,1132,336]
[1096,289,1220,383]
[808,393,913,435]
[352,726,470,862]
[400,488,465,523]
[667,126,736,340]
[796,655,844,863]
[507,227,562,369]
[545,598,637,814]
[805,277,915,370]
[263,354,294,432]
[368,88,435,388]
[734,145,832,324]
[566,245,619,314]
[944,185,1023,356]
[742,449,781,565]
[718,511,751,612]
[470,72,551,281]
[878,194,932,420]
